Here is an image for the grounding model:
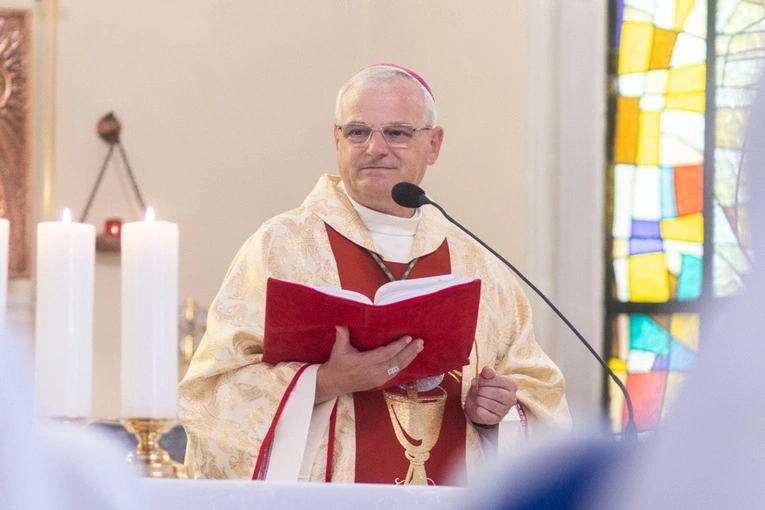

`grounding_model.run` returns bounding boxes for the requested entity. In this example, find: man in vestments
[178,64,571,484]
